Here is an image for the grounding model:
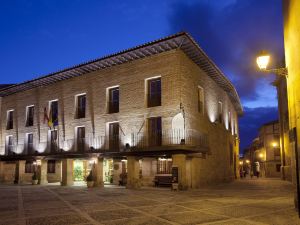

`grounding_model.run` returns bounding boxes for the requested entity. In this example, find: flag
[43,107,50,127]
